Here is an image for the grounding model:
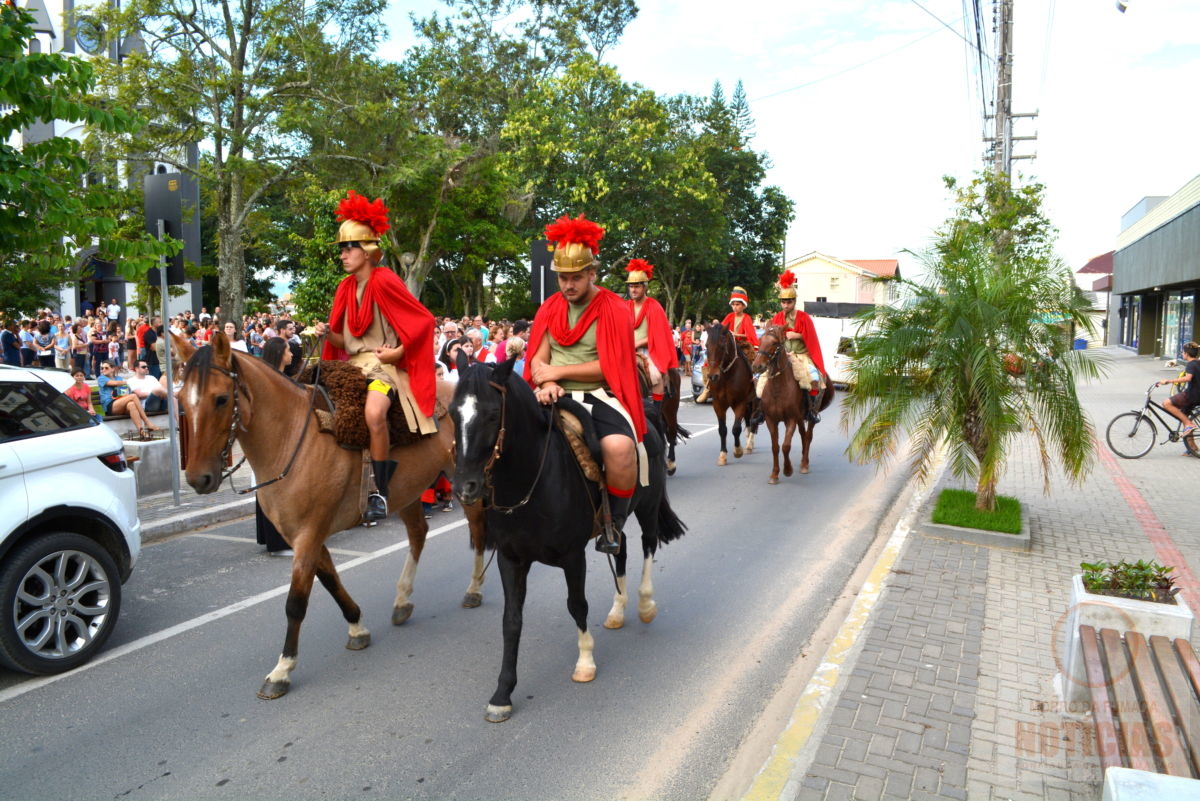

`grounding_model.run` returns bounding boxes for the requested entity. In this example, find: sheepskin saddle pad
[554,399,603,485]
[297,360,444,451]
